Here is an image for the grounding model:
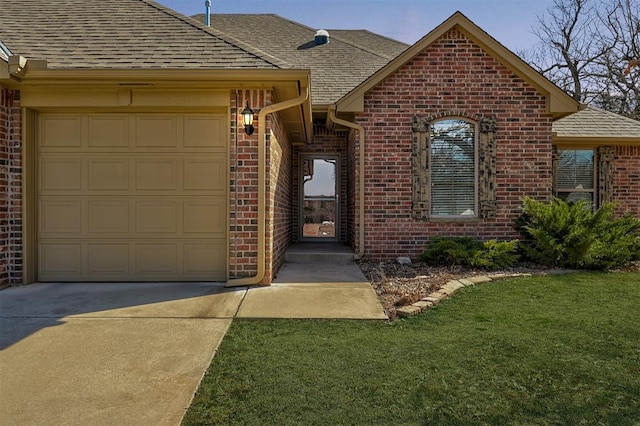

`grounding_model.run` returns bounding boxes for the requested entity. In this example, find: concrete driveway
[0,265,386,425]
[0,282,246,426]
